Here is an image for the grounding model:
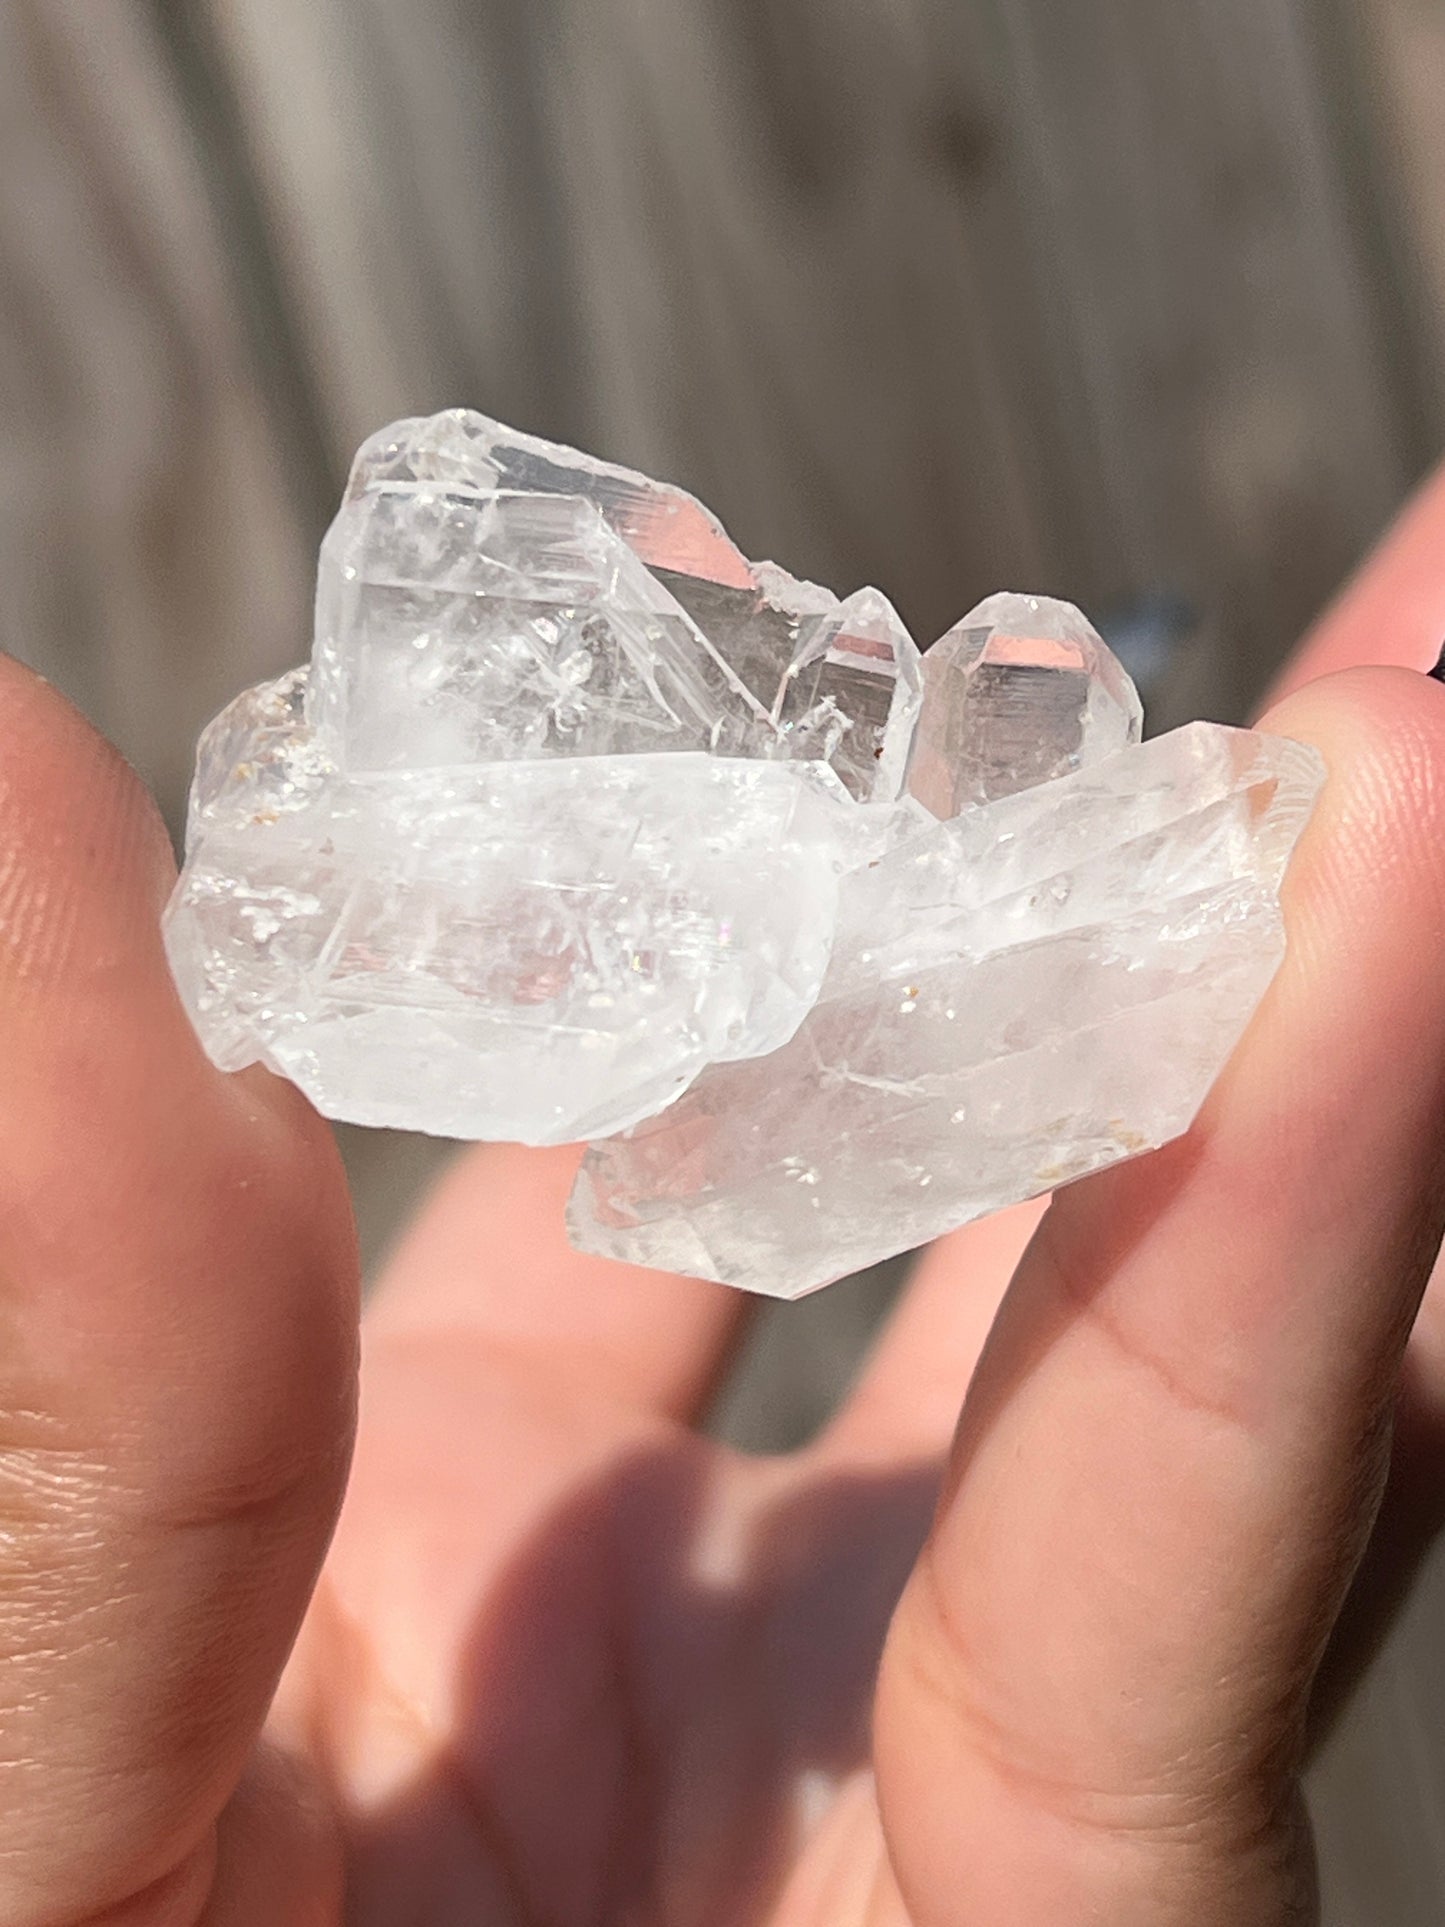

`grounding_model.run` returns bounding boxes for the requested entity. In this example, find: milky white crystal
[164,411,921,1143]
[163,409,1324,1293]
[567,725,1324,1296]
